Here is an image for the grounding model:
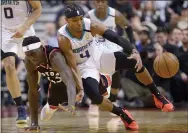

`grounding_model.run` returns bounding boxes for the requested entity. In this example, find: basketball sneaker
[16,106,27,124]
[41,102,58,121]
[120,109,139,131]
[152,94,174,112]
